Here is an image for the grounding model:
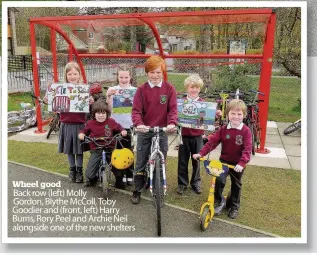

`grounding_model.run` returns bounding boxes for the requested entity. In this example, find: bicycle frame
[147,127,167,196]
[82,134,126,197]
[244,90,264,154]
